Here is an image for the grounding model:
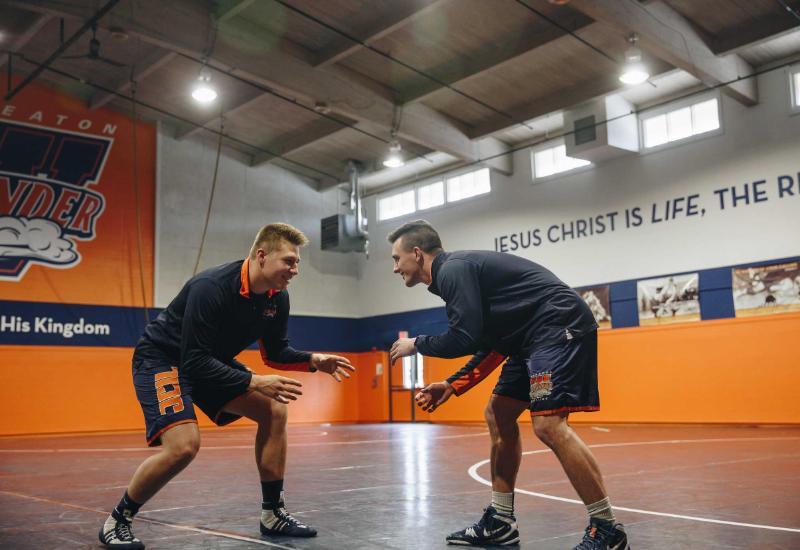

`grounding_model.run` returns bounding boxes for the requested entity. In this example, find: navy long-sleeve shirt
[414,251,596,395]
[136,259,312,393]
